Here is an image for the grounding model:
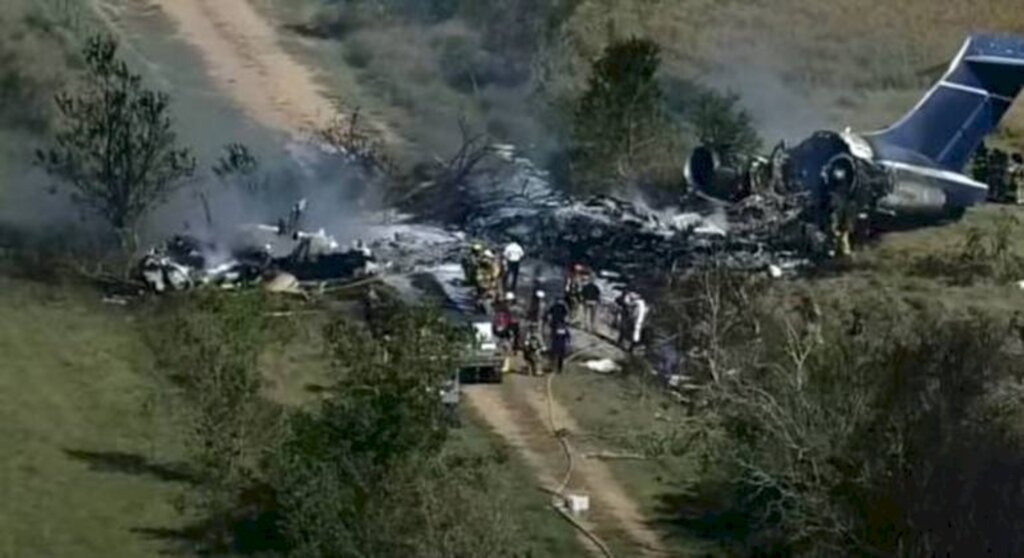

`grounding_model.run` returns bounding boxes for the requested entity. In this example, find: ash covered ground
[137,139,810,304]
